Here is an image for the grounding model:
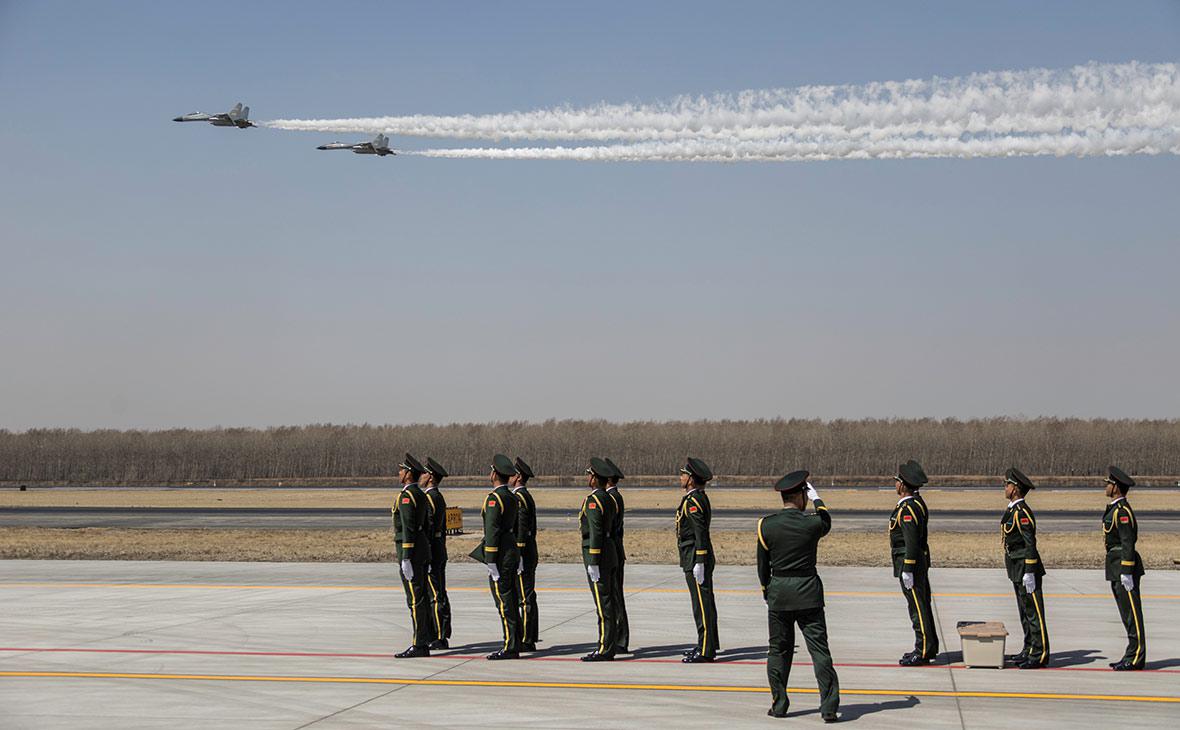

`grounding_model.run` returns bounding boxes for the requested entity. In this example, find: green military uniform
[757,470,839,721]
[889,460,939,664]
[513,457,540,649]
[471,454,522,659]
[1001,467,1049,667]
[604,457,629,654]
[1103,467,1146,670]
[423,457,452,647]
[678,457,719,662]
[392,455,433,651]
[581,457,620,661]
